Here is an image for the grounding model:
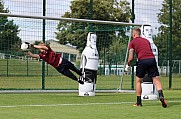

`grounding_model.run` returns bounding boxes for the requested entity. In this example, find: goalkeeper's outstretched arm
[24,42,48,50]
[26,51,40,59]
[33,45,48,50]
